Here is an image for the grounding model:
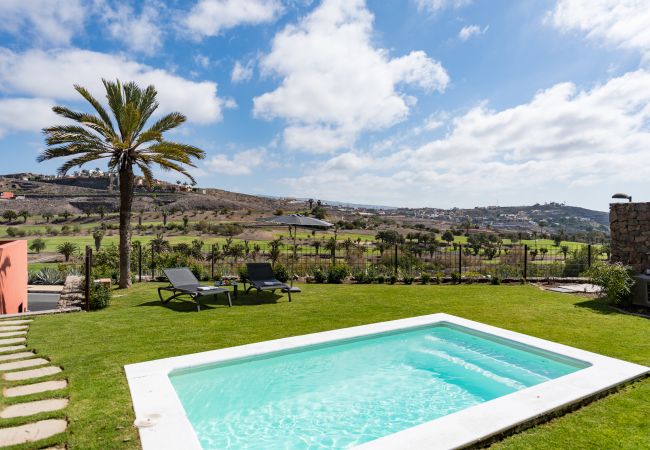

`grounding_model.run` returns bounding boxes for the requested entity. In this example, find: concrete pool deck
[125,314,649,450]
